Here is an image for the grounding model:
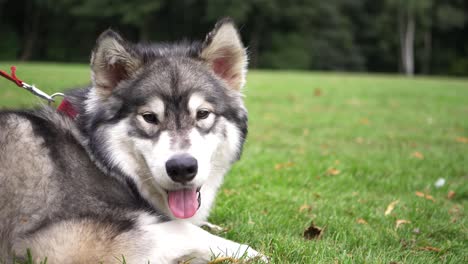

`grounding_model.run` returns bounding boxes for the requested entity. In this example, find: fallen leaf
[415,191,425,197]
[415,191,435,202]
[385,200,399,216]
[447,190,455,199]
[303,222,323,240]
[359,118,370,125]
[396,219,411,229]
[299,204,312,213]
[424,194,435,202]
[356,218,368,225]
[326,168,340,176]
[455,136,468,143]
[418,246,441,252]
[412,151,424,159]
[314,88,322,97]
[274,161,295,170]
